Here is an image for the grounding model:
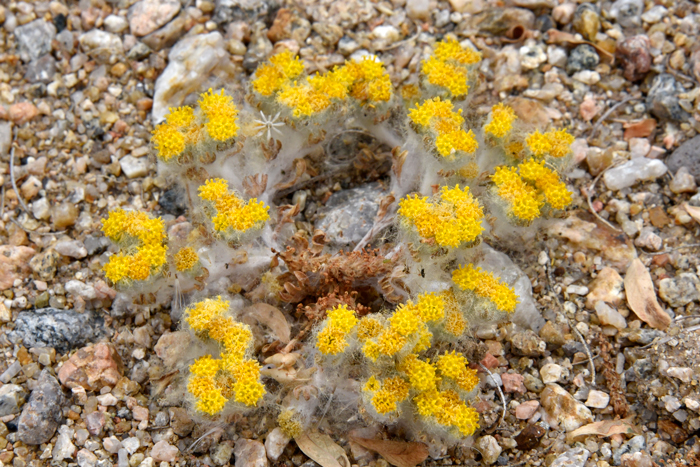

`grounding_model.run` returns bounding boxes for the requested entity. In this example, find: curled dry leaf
[624,258,671,330]
[295,431,350,467]
[567,417,640,442]
[349,436,429,467]
[242,303,291,343]
[683,203,700,224]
